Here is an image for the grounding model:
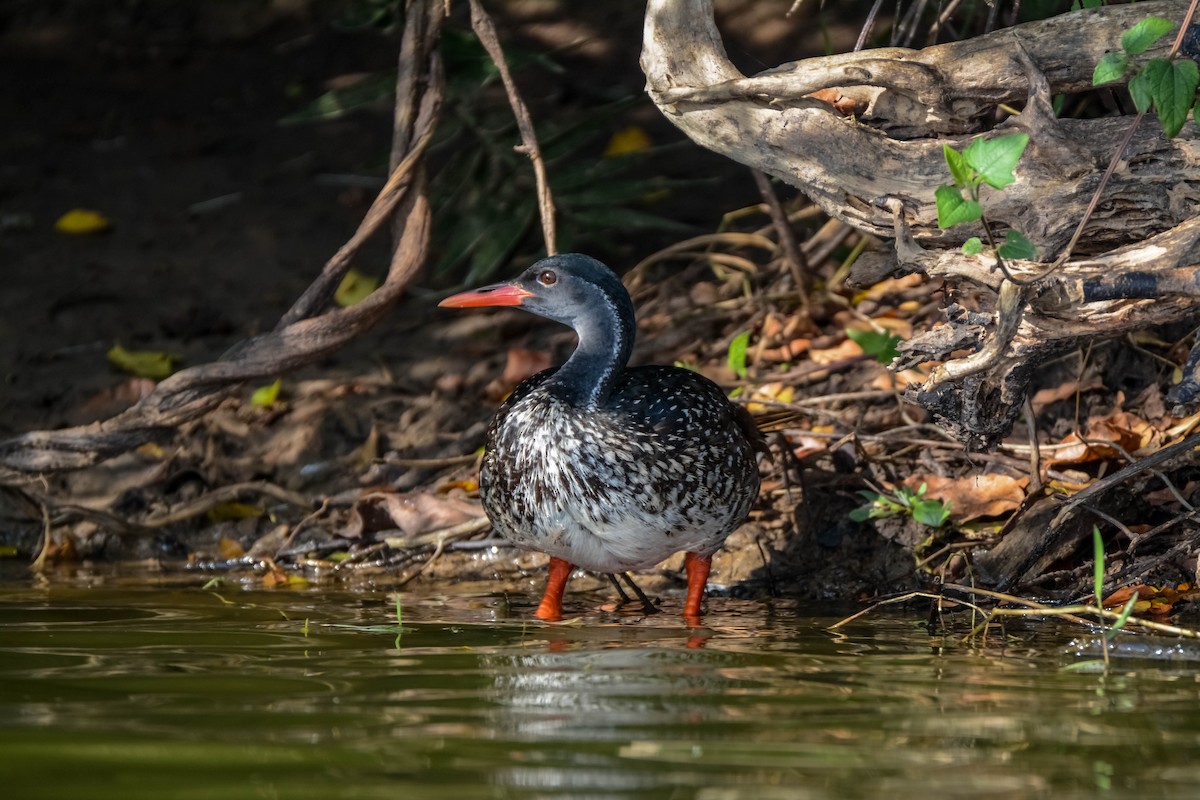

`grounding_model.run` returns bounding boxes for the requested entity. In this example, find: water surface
[2,570,1199,799]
